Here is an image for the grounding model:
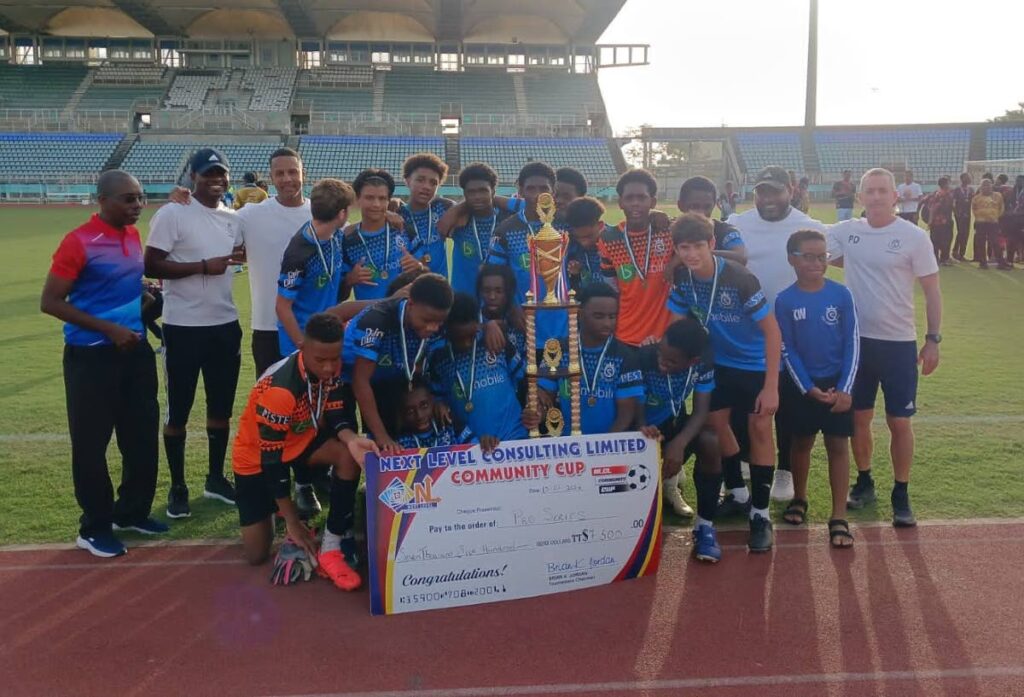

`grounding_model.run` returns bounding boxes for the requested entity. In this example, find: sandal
[828,519,854,548]
[782,498,808,525]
